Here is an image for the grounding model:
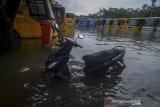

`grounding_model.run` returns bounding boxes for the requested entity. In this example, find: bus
[14,0,58,38]
[51,6,67,36]
[117,18,128,29]
[65,13,75,37]
[111,18,128,29]
[111,19,119,28]
[66,13,75,27]
[142,17,160,31]
[128,18,146,30]
[106,19,114,28]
